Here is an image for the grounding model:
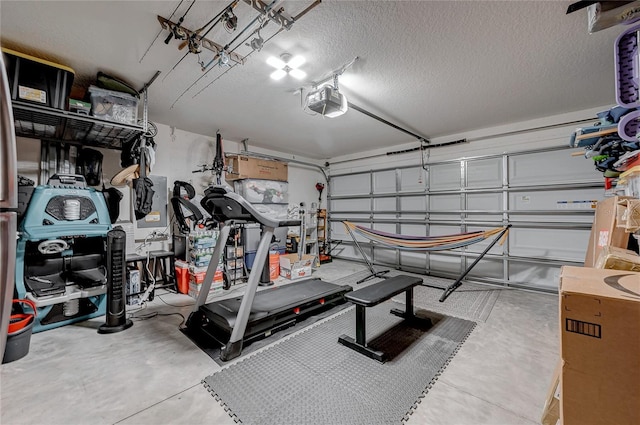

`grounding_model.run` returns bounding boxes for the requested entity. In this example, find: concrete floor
[1,259,558,425]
